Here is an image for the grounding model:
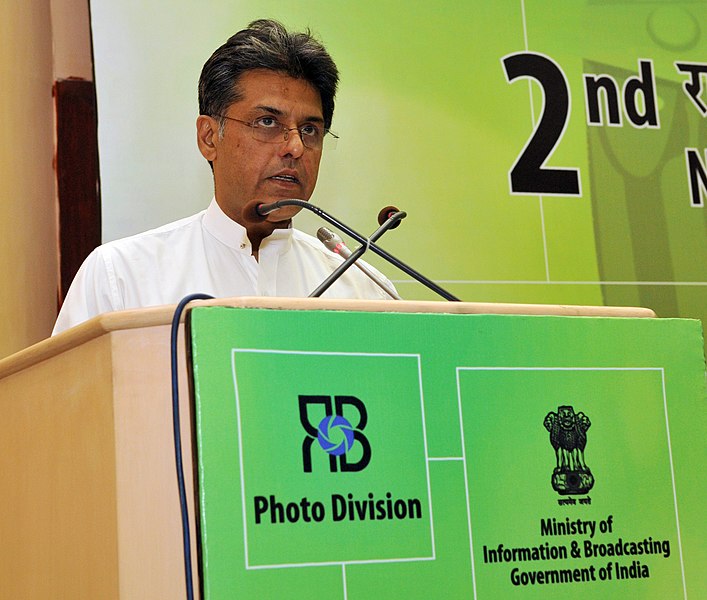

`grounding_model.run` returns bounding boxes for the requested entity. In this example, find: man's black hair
[199,19,339,129]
